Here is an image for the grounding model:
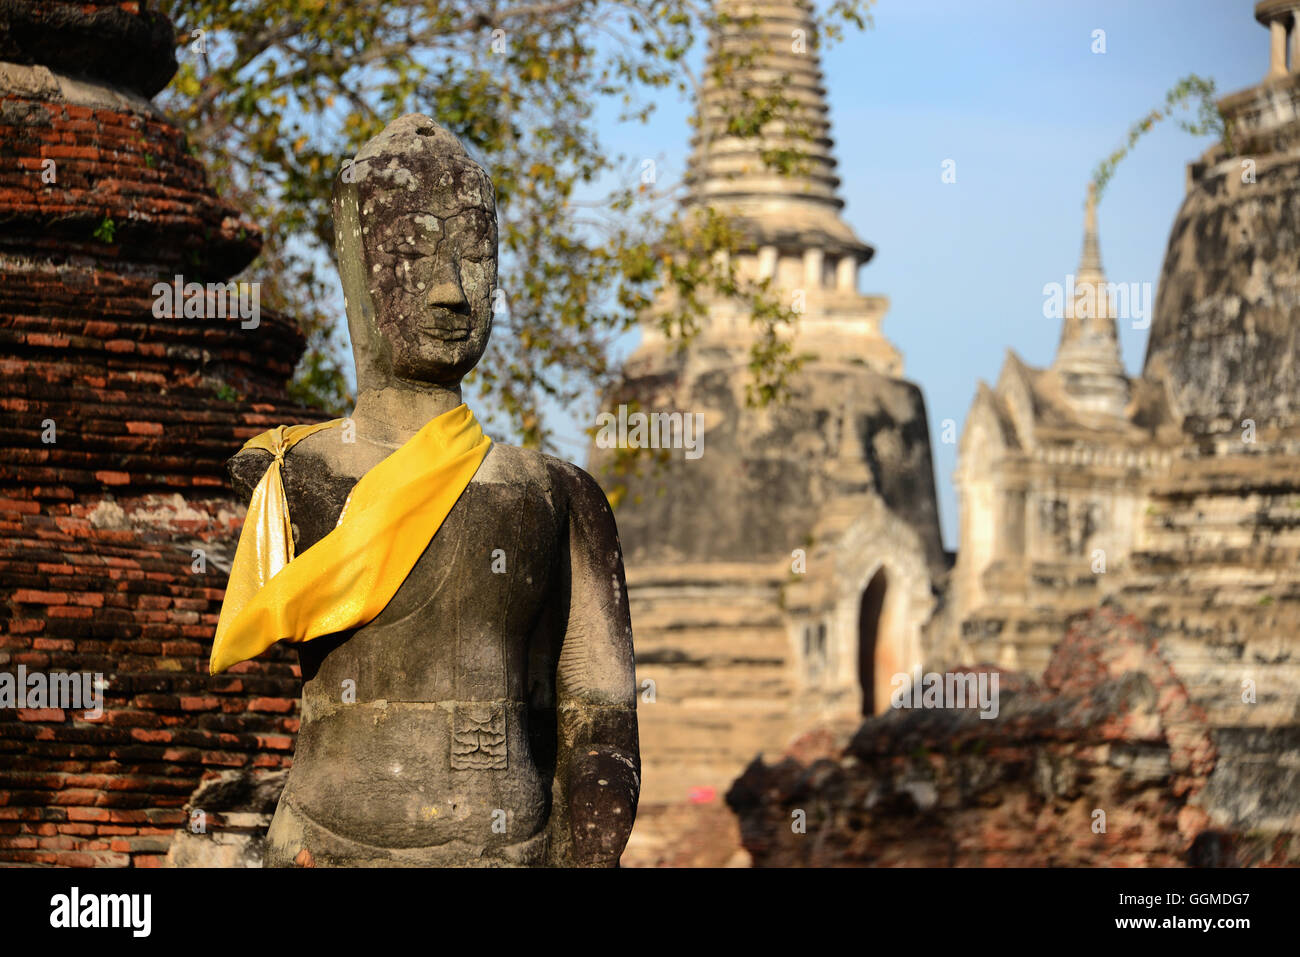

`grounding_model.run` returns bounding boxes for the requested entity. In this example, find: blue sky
[554,0,1266,549]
